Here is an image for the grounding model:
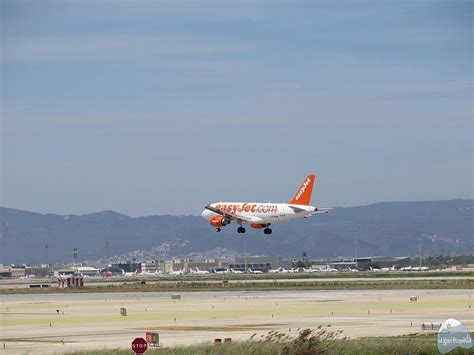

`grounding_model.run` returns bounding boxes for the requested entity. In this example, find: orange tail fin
[289,174,316,205]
